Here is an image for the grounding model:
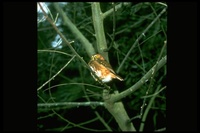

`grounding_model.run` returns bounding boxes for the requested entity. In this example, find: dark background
[3,2,197,131]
